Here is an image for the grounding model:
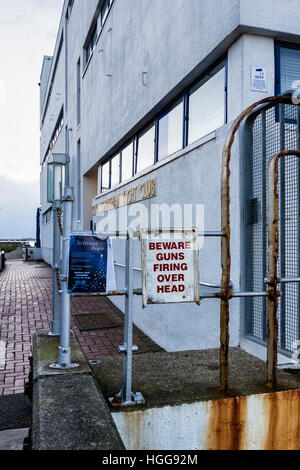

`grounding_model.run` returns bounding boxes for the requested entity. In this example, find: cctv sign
[141,229,200,307]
